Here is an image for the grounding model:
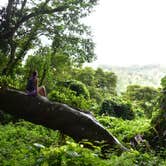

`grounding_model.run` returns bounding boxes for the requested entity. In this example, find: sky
[1,0,166,66]
[85,0,166,66]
